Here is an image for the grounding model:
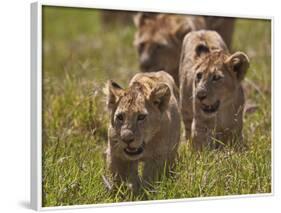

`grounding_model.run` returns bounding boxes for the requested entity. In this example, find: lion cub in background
[179,30,249,150]
[134,13,206,86]
[105,71,180,192]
